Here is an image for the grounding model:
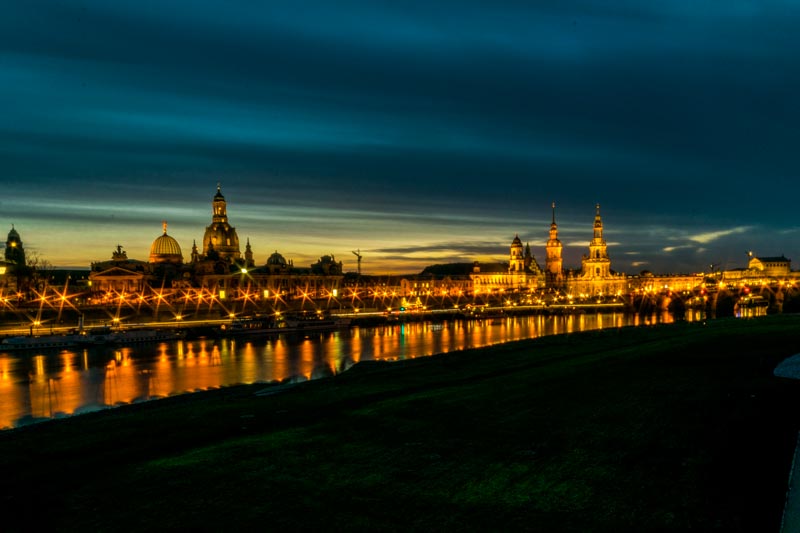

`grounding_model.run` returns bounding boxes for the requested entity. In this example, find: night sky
[2,1,798,274]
